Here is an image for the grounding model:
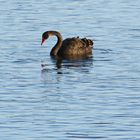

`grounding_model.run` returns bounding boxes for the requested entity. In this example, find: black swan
[41,31,94,58]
